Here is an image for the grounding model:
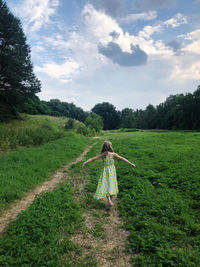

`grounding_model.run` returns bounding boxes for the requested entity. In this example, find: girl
[81,141,136,210]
